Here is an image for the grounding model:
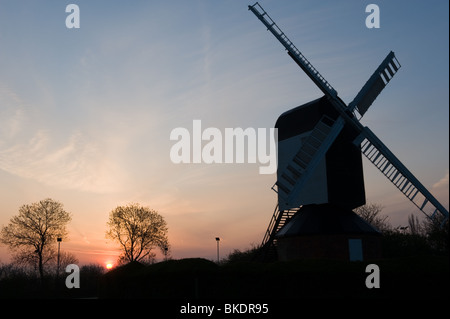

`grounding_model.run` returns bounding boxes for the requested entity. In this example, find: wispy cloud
[0,87,125,193]
[0,86,28,137]
[431,170,450,209]
[433,171,449,190]
[0,129,124,193]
